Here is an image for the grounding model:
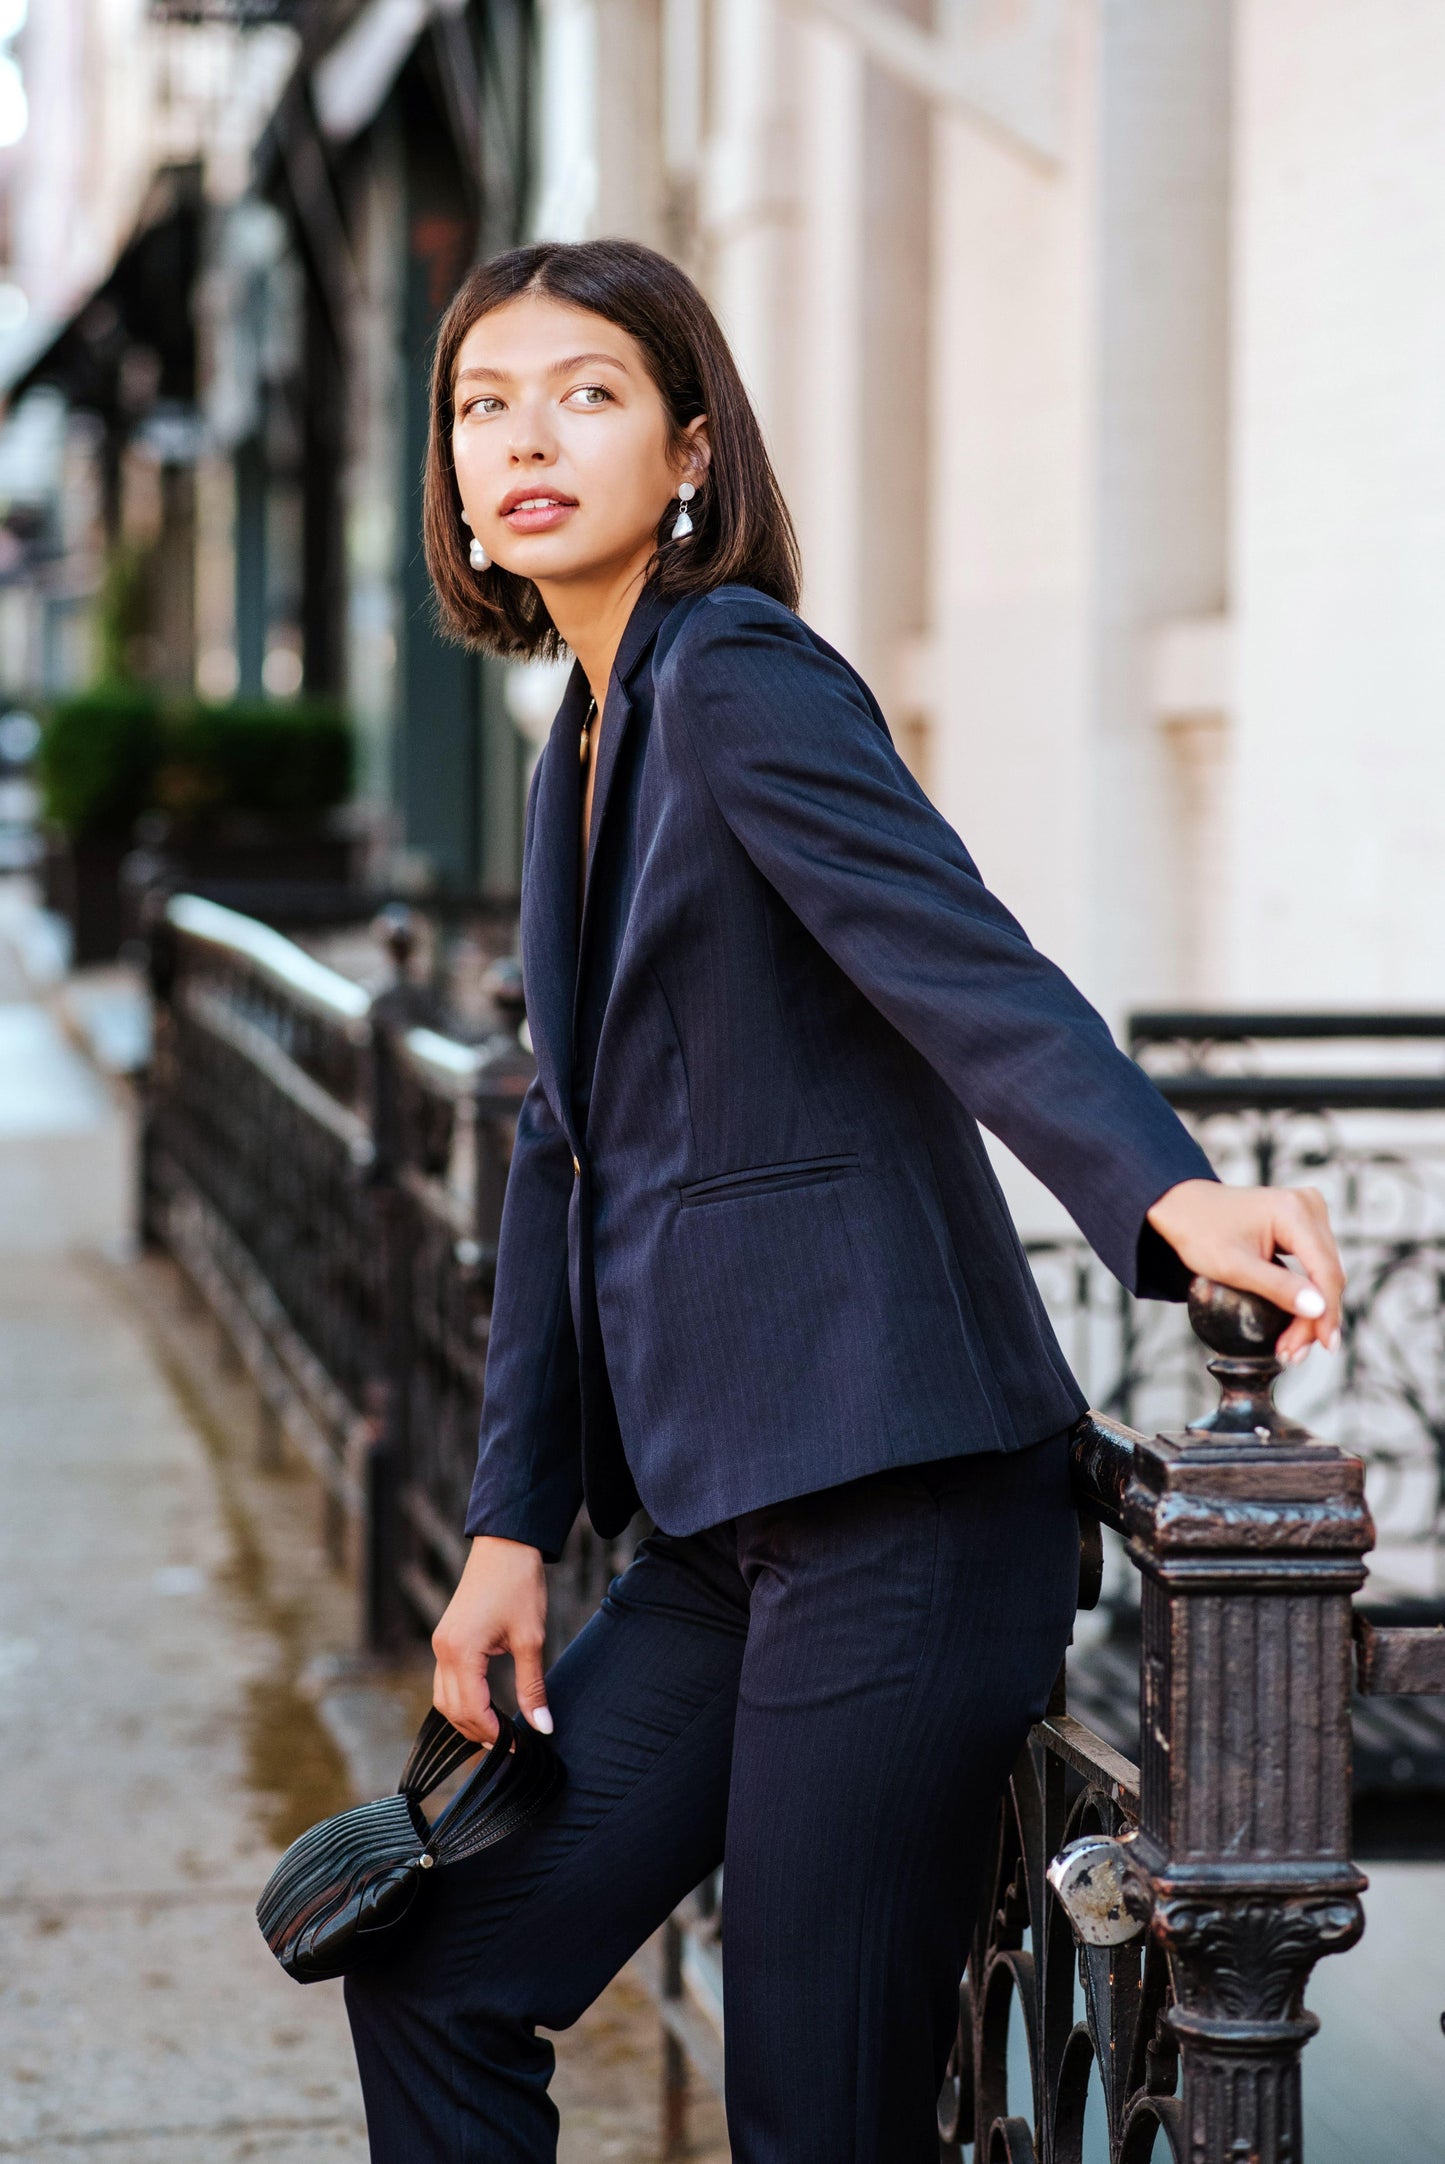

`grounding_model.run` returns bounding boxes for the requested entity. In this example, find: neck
[534,548,655,712]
